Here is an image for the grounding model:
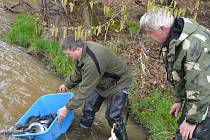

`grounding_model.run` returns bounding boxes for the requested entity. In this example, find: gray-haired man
[140,9,210,140]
